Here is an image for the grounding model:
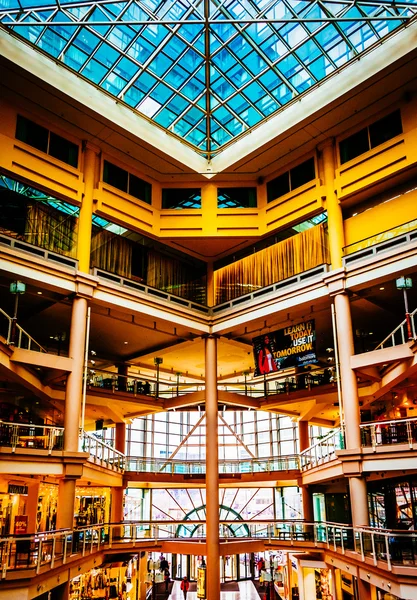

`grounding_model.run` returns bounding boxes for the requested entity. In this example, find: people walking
[180,576,190,599]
